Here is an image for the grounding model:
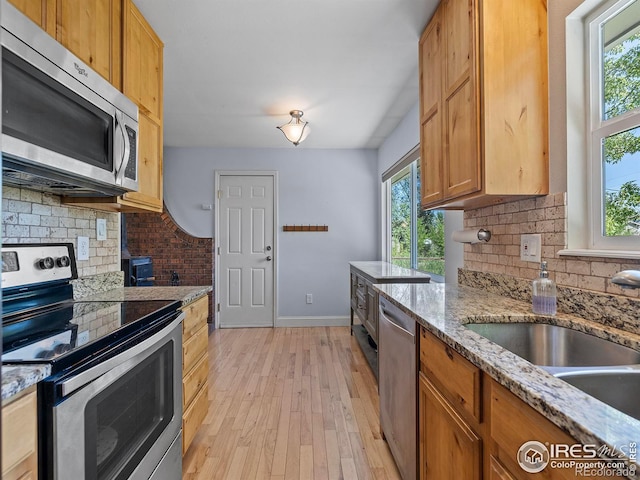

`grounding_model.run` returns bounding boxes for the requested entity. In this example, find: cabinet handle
[358,283,365,287]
